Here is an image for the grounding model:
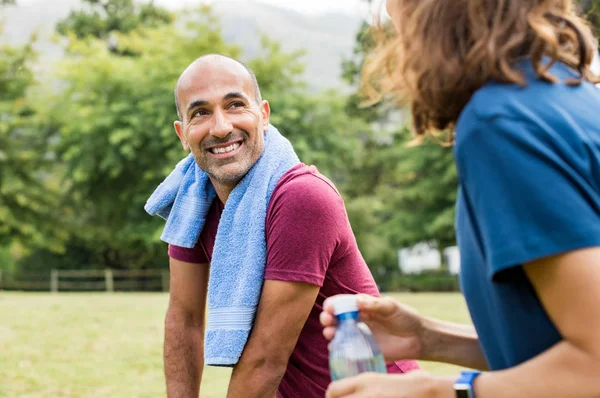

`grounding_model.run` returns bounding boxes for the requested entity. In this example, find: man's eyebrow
[185,92,250,115]
[223,92,249,102]
[186,99,208,114]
